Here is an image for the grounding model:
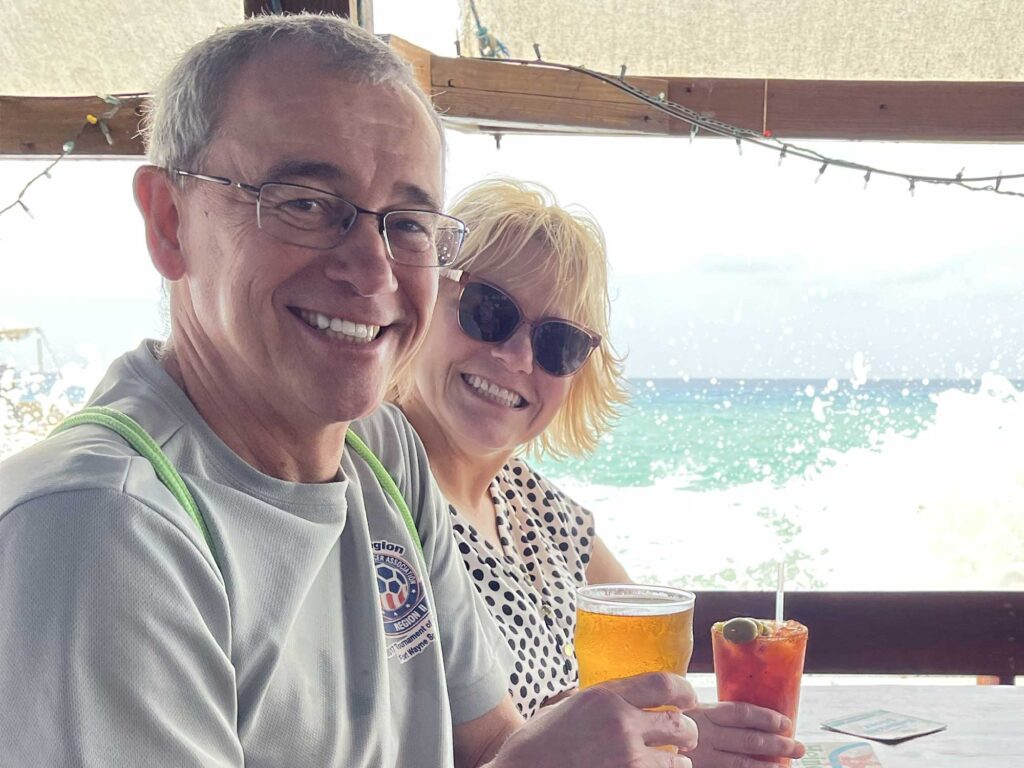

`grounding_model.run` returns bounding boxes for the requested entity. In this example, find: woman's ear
[134,165,186,280]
